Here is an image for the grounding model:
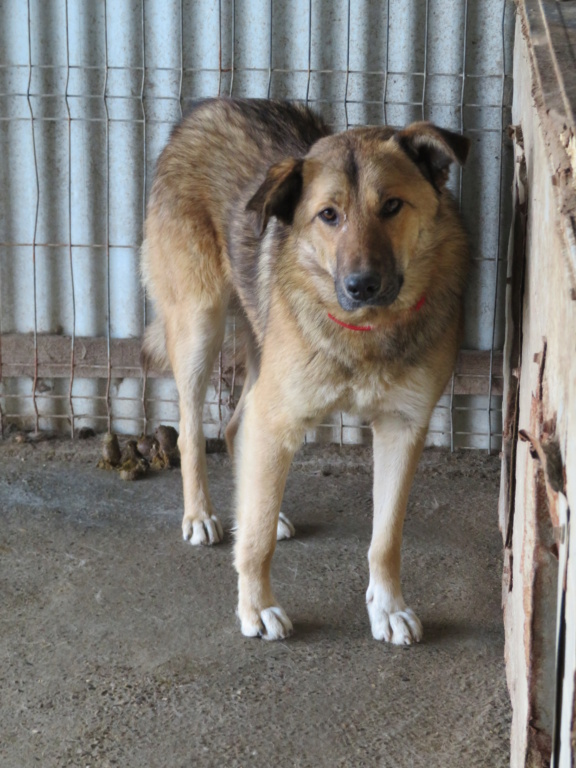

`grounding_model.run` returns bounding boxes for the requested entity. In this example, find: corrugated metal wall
[0,0,515,449]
